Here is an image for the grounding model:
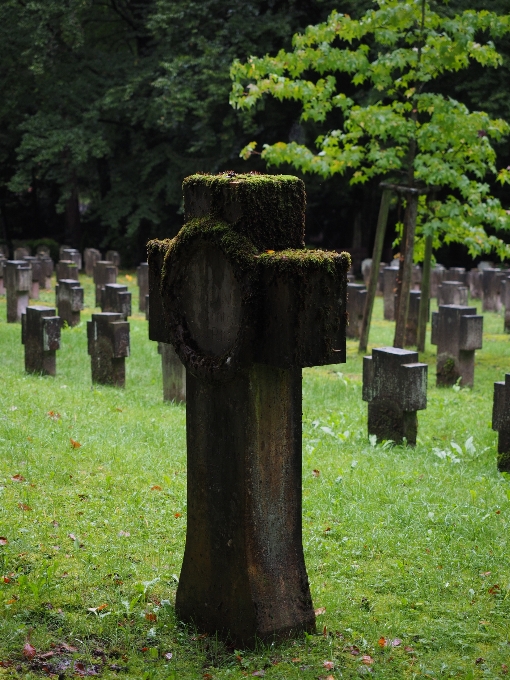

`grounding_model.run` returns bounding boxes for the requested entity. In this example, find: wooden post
[359,188,391,353]
[417,232,433,352]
